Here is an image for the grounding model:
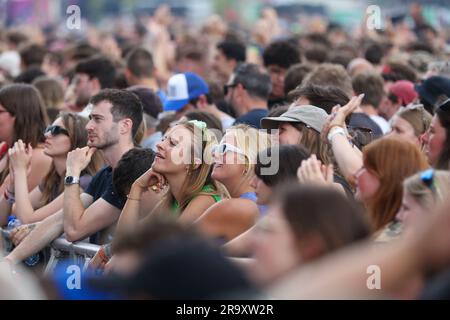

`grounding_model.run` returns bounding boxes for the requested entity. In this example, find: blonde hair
[403,170,450,210]
[151,121,227,215]
[225,124,272,181]
[397,105,432,137]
